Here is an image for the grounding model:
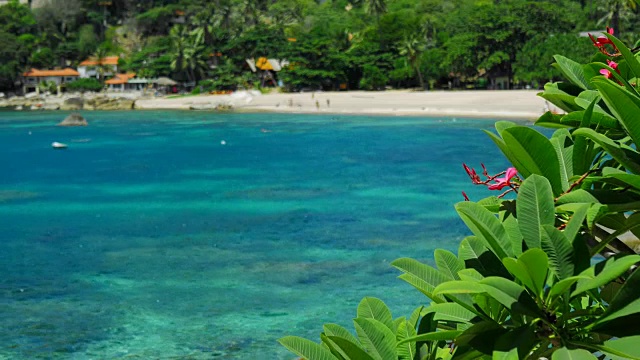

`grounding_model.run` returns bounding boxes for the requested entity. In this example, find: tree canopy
[0,0,636,91]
